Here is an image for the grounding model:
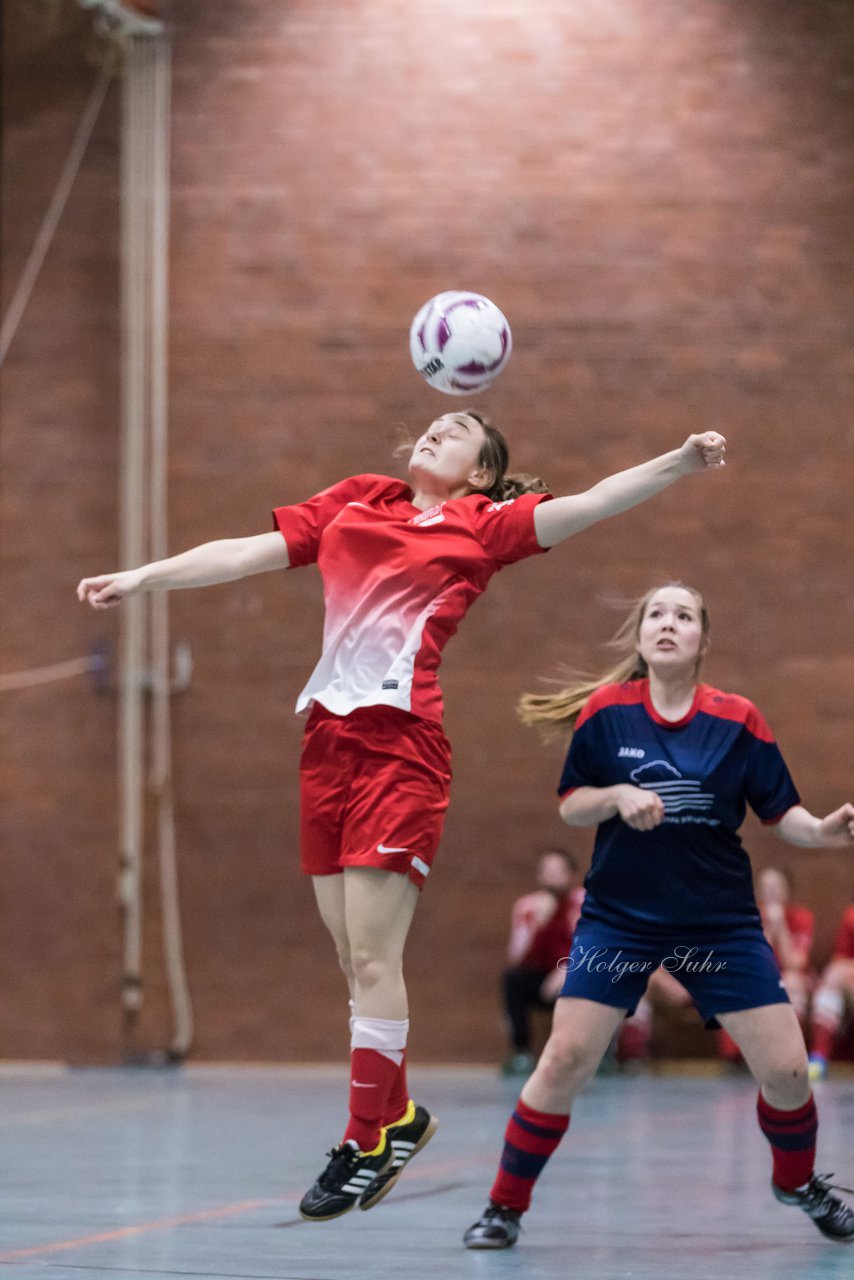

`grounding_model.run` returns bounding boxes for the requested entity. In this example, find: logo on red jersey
[411,503,446,527]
